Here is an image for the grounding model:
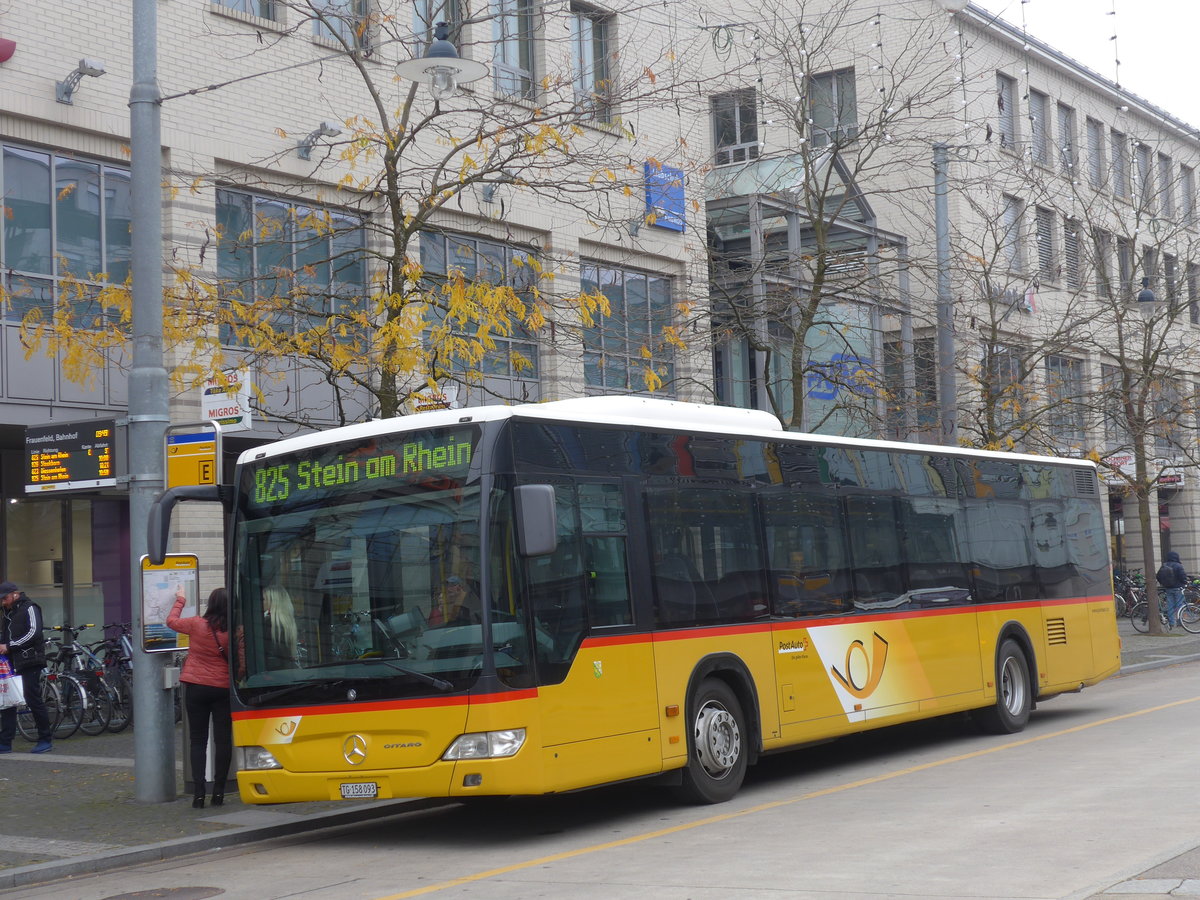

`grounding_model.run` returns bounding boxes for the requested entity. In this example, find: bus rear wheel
[972,639,1032,734]
[677,678,747,804]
